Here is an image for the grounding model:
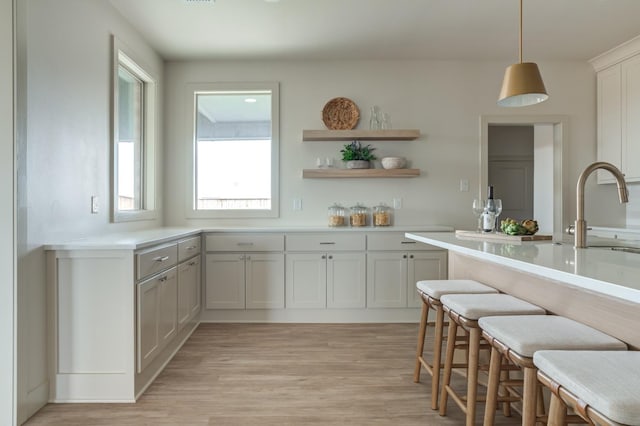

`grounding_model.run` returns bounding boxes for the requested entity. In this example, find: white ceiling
[109,0,640,62]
